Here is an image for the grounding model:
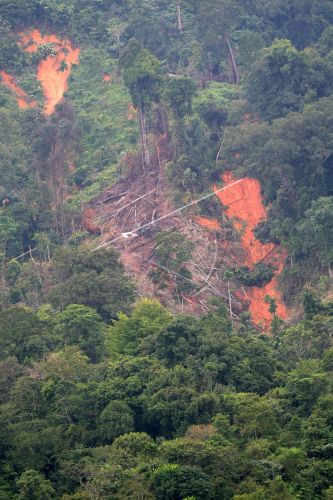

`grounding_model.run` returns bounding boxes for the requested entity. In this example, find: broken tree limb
[148,259,229,301]
[93,178,245,250]
[8,248,37,262]
[194,240,218,296]
[189,260,229,300]
[105,189,156,221]
[255,243,280,265]
[99,191,128,205]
